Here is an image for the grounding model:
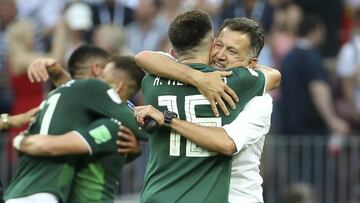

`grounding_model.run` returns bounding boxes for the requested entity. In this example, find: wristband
[163,110,178,127]
[13,135,25,151]
[1,113,9,130]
